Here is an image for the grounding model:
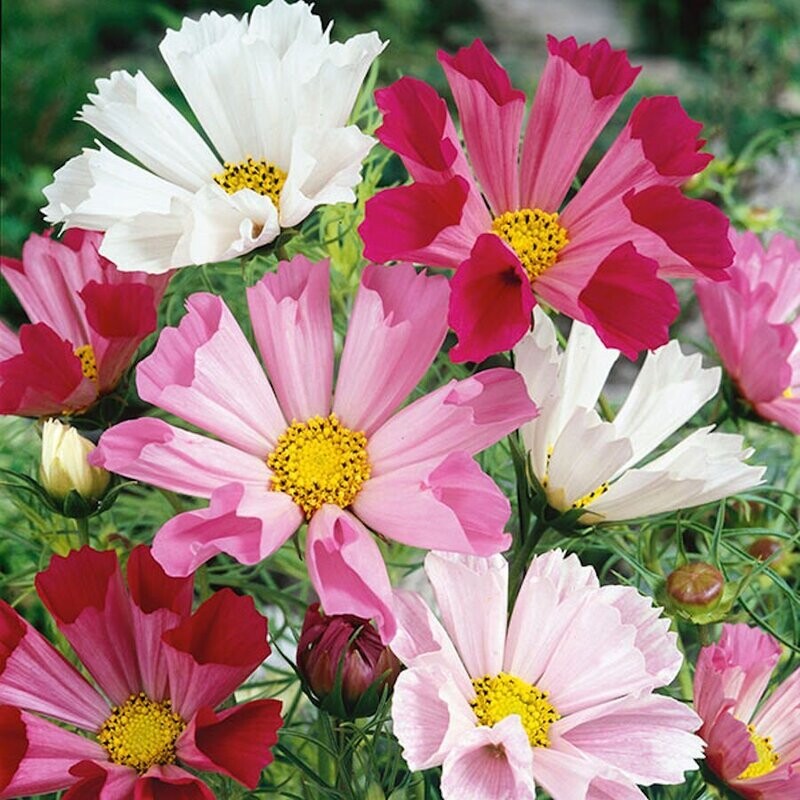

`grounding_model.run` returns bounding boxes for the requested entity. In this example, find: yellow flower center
[213,157,287,208]
[572,482,610,509]
[783,387,794,399]
[97,693,186,773]
[492,208,569,282]
[74,344,98,383]
[470,672,560,748]
[267,413,371,518]
[738,724,779,780]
